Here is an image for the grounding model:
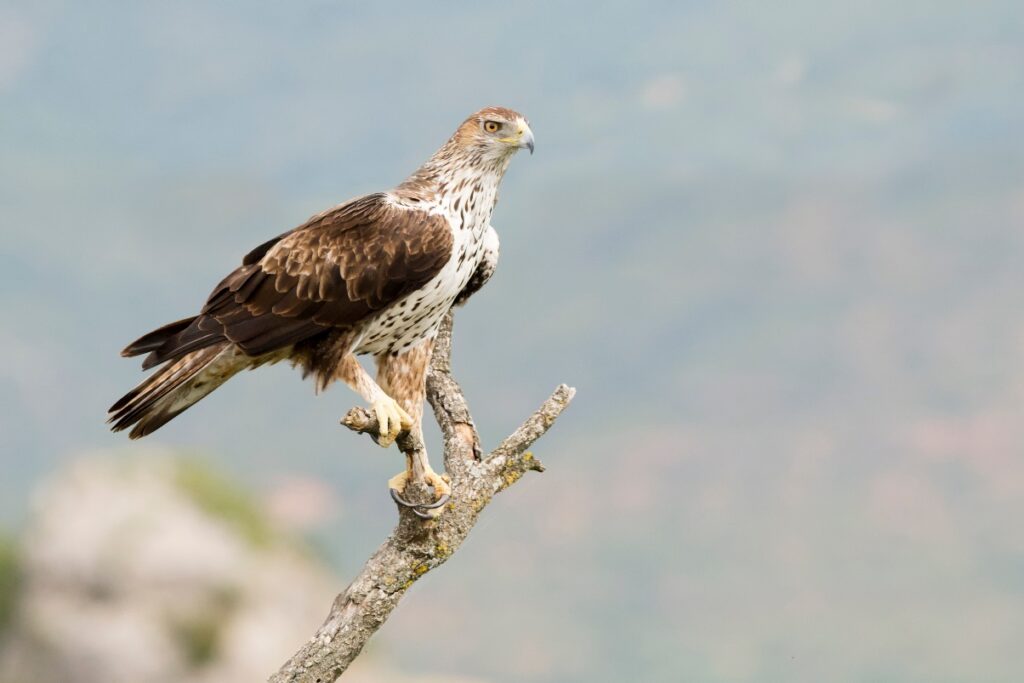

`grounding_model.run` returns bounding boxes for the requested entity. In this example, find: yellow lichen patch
[435,542,450,559]
[502,469,523,489]
[523,451,534,461]
[400,564,430,590]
